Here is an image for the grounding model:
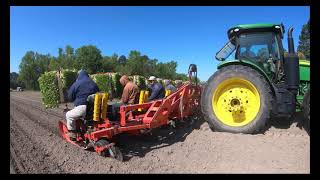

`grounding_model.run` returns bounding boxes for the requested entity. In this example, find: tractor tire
[201,65,273,134]
[302,89,310,132]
